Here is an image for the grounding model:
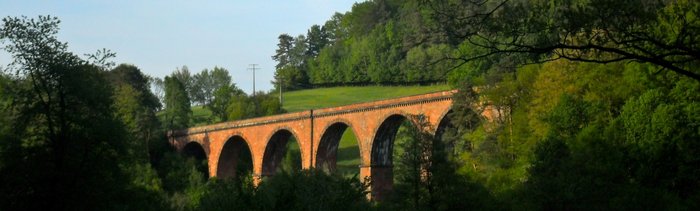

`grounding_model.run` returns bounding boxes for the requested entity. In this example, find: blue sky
[0,0,359,94]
